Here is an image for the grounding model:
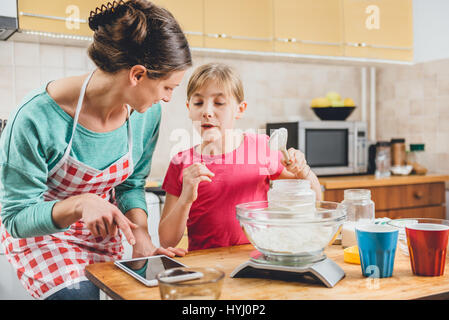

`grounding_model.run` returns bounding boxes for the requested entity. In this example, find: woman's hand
[129,218,188,259]
[131,235,187,267]
[281,148,311,179]
[179,162,214,204]
[151,246,188,258]
[75,193,138,245]
[132,237,187,260]
[126,246,188,270]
